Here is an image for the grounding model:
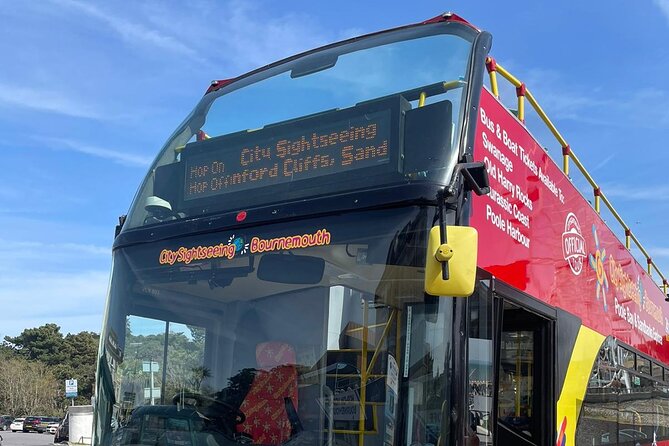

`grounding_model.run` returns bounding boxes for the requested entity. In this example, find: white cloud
[650,246,669,258]
[219,1,329,68]
[0,239,109,258]
[50,0,204,63]
[0,82,102,119]
[0,270,109,339]
[592,153,616,172]
[599,183,669,201]
[143,0,346,72]
[653,0,669,22]
[0,234,111,340]
[36,136,153,167]
[515,68,669,130]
